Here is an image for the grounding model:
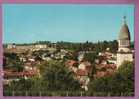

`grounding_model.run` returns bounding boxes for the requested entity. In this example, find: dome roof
[118,19,130,40]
